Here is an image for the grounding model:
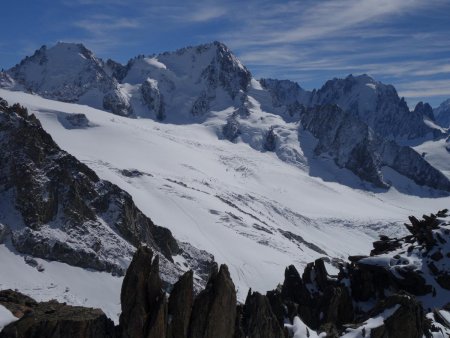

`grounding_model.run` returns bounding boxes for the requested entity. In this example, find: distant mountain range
[1,41,449,192]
